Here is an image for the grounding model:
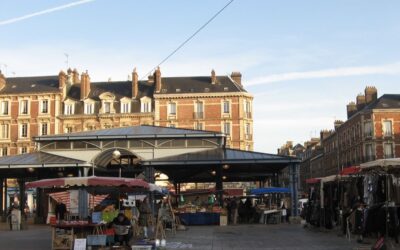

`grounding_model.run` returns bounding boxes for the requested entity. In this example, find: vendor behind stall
[55,199,67,221]
[111,213,132,246]
[139,197,152,239]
